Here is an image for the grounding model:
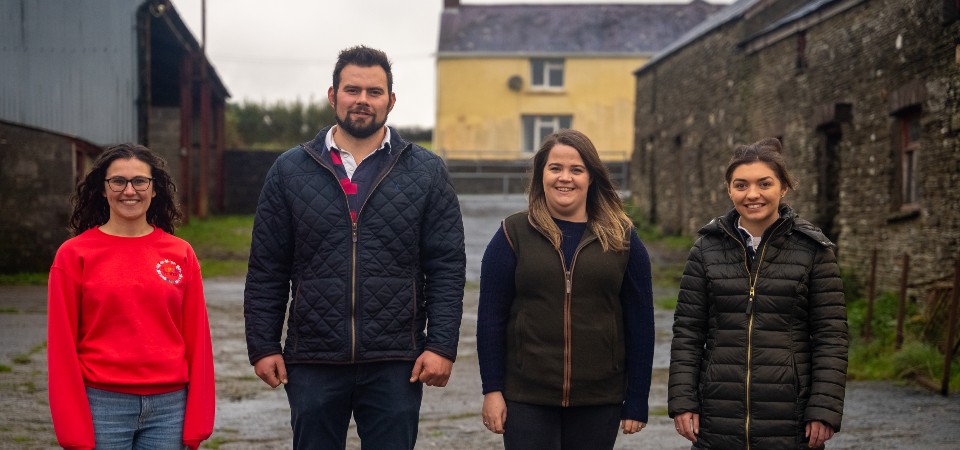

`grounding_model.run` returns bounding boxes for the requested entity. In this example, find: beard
[335,107,387,139]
